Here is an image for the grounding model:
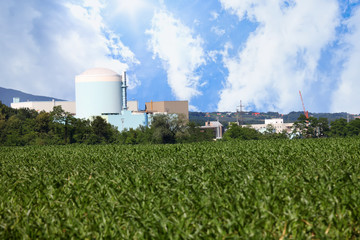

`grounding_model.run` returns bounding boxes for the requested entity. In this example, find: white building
[241,118,294,133]
[200,121,224,139]
[74,68,151,131]
[11,99,76,115]
[10,98,137,116]
[265,118,284,125]
[75,68,125,119]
